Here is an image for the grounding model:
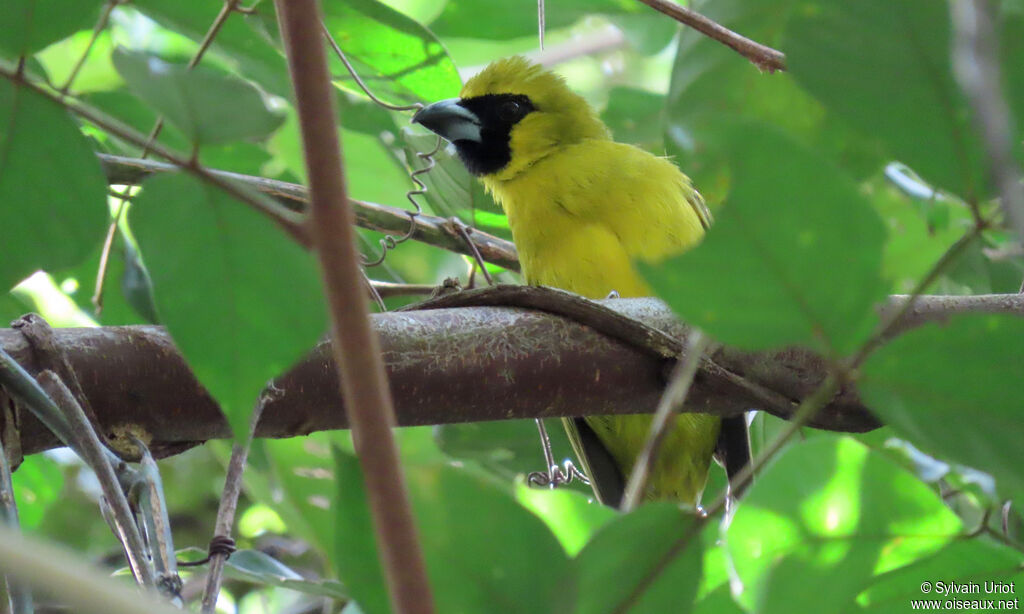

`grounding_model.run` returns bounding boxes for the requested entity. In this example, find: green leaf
[572,503,702,614]
[131,0,293,97]
[0,79,108,291]
[860,315,1024,500]
[516,485,617,556]
[36,29,122,94]
[321,0,462,105]
[859,540,1024,610]
[693,586,744,614]
[666,0,884,205]
[11,454,63,529]
[112,48,285,146]
[601,87,665,152]
[641,126,887,354]
[332,448,572,614]
[727,436,962,613]
[129,173,325,438]
[0,0,103,58]
[784,0,1024,202]
[435,419,578,485]
[224,549,349,600]
[430,0,636,40]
